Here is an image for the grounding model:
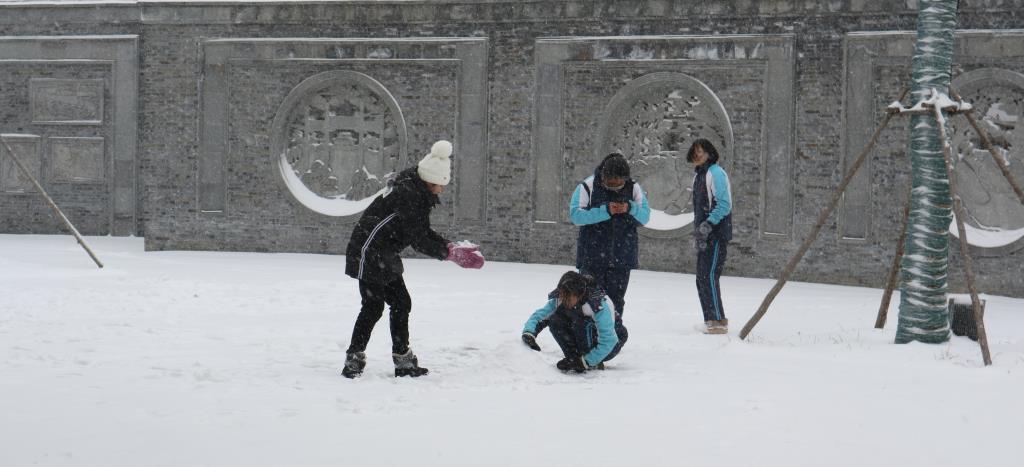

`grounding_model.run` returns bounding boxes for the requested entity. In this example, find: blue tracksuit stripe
[710,240,721,320]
